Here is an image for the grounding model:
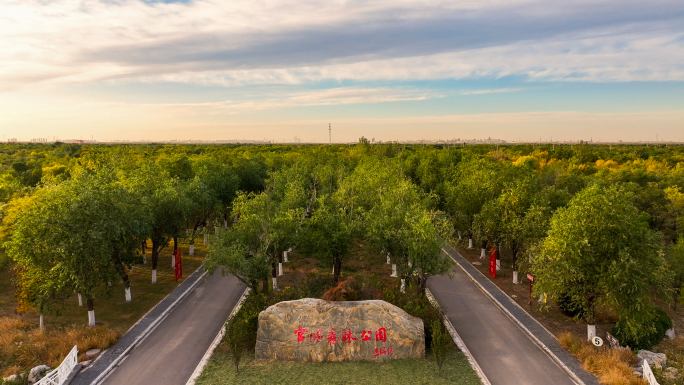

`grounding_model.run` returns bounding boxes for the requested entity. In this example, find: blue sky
[1,0,683,142]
